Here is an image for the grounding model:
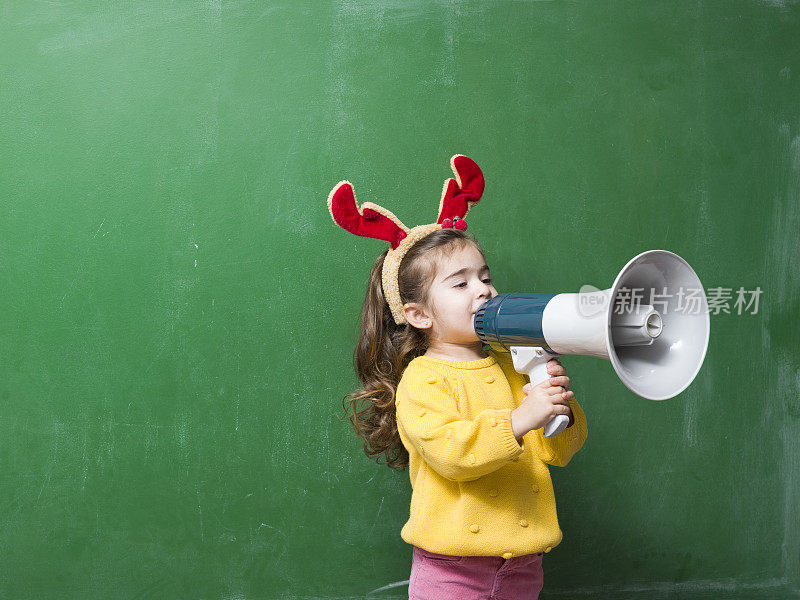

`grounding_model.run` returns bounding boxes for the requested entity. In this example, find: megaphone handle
[510,346,570,438]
